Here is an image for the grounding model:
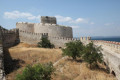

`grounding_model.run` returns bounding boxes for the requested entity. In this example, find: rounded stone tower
[16,16,73,38]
